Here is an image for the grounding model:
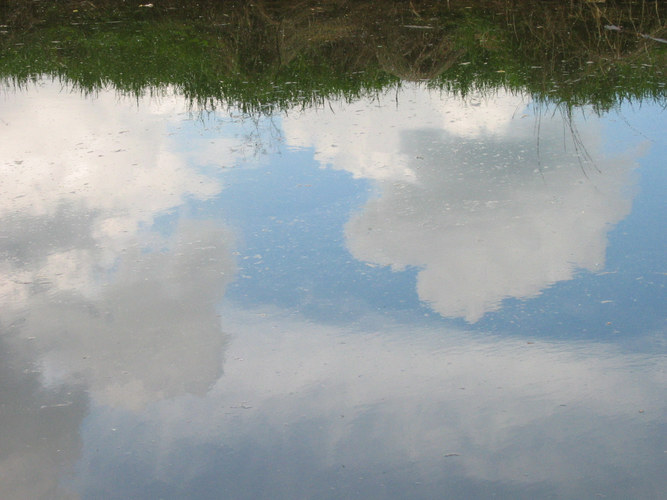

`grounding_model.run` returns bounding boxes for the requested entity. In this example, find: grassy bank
[1,0,664,112]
